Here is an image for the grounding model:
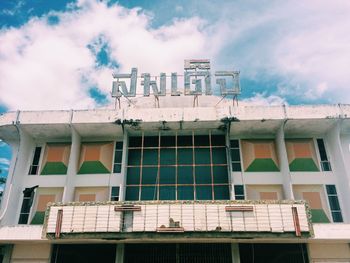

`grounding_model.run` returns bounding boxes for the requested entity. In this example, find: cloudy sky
[0,0,350,177]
